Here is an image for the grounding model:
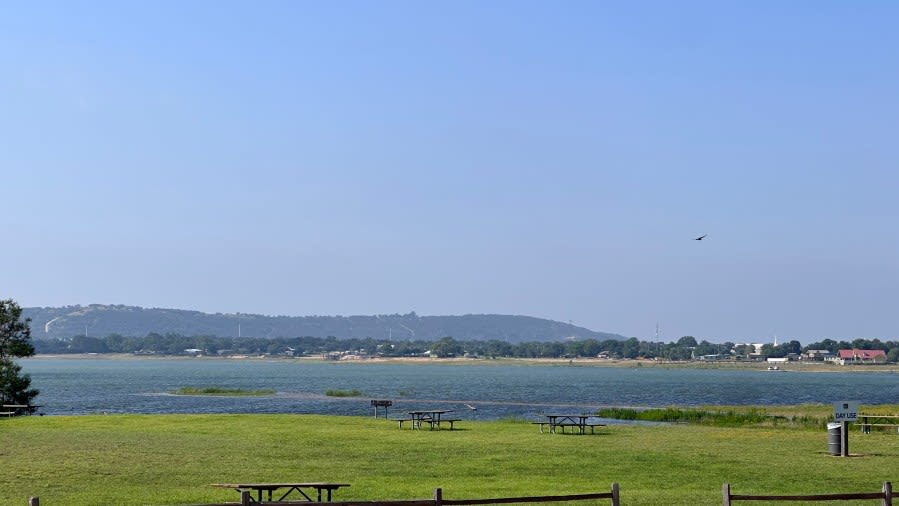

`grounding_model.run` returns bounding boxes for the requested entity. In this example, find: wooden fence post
[434,488,443,506]
[610,482,620,506]
[722,483,731,506]
[28,498,39,506]
[883,481,893,506]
